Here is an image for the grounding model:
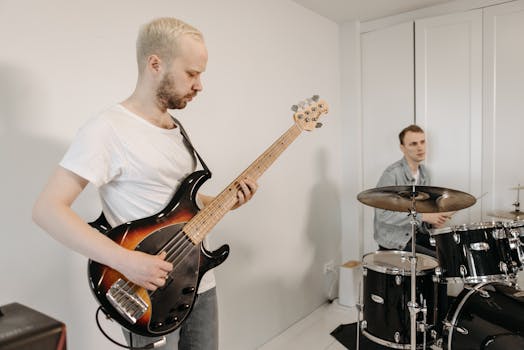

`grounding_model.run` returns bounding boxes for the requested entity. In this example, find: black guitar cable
[95,307,167,349]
